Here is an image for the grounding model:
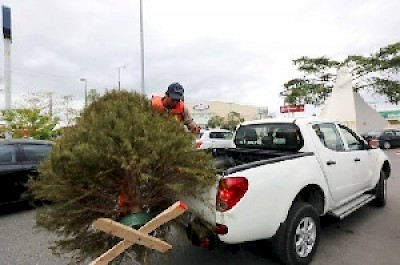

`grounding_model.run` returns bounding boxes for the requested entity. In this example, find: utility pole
[139,0,145,95]
[118,65,126,91]
[80,78,88,107]
[63,95,71,125]
[48,92,53,117]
